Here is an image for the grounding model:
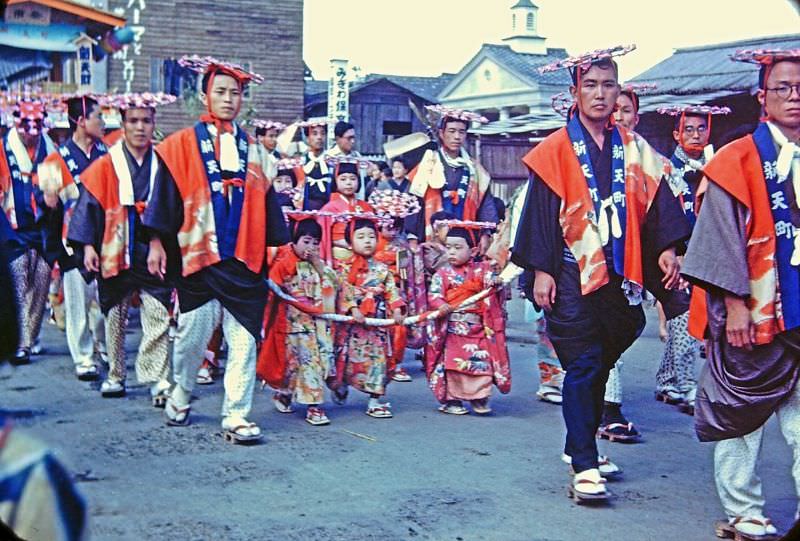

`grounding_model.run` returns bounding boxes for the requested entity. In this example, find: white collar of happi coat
[6,129,54,178]
[767,121,800,184]
[109,141,158,207]
[206,122,242,173]
[303,150,329,176]
[440,146,476,173]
